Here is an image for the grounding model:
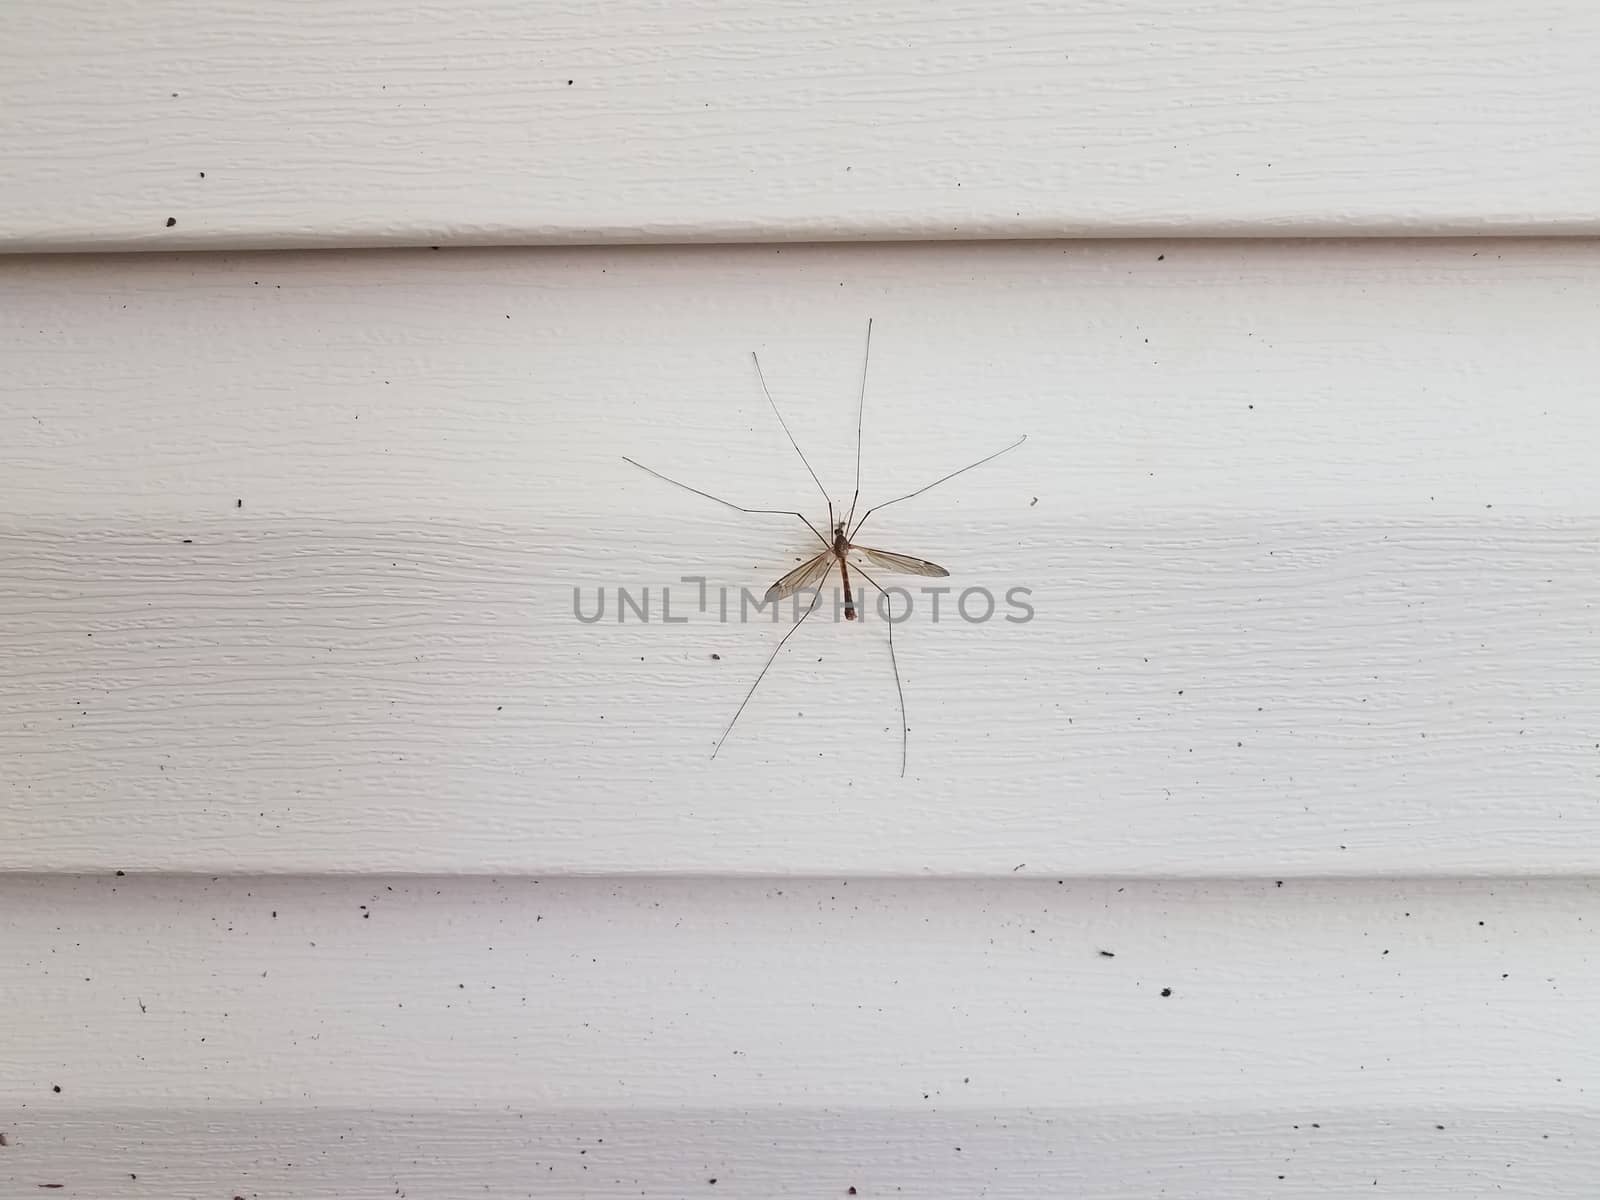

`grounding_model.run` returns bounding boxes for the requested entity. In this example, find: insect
[623,321,1024,774]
